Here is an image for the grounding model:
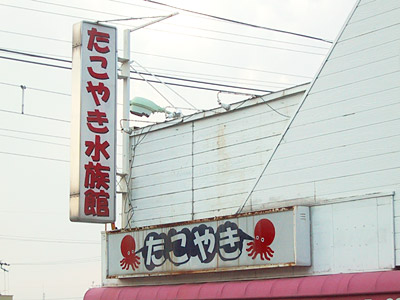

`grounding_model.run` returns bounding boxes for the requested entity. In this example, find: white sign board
[105,207,311,278]
[70,21,117,223]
